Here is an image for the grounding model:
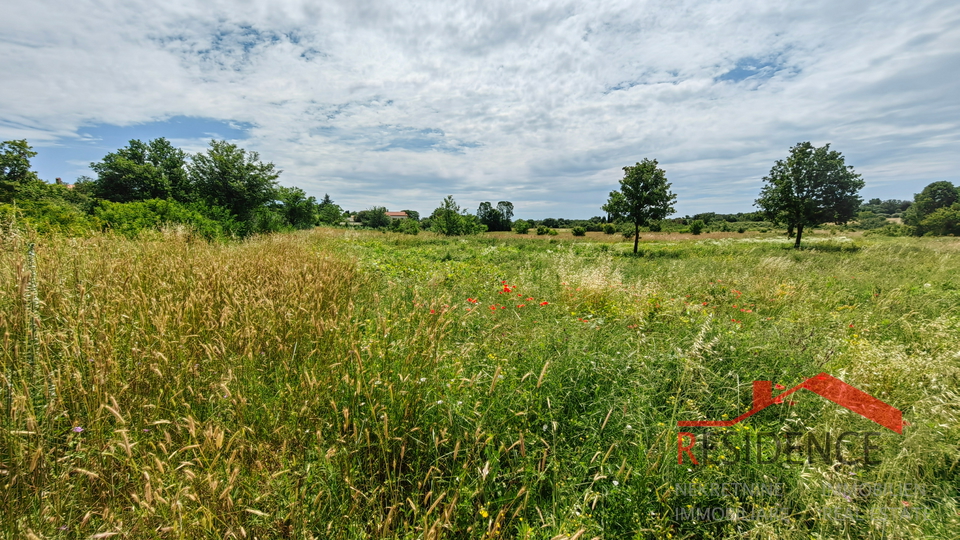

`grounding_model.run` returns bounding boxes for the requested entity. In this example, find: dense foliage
[0,138,346,239]
[755,142,864,248]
